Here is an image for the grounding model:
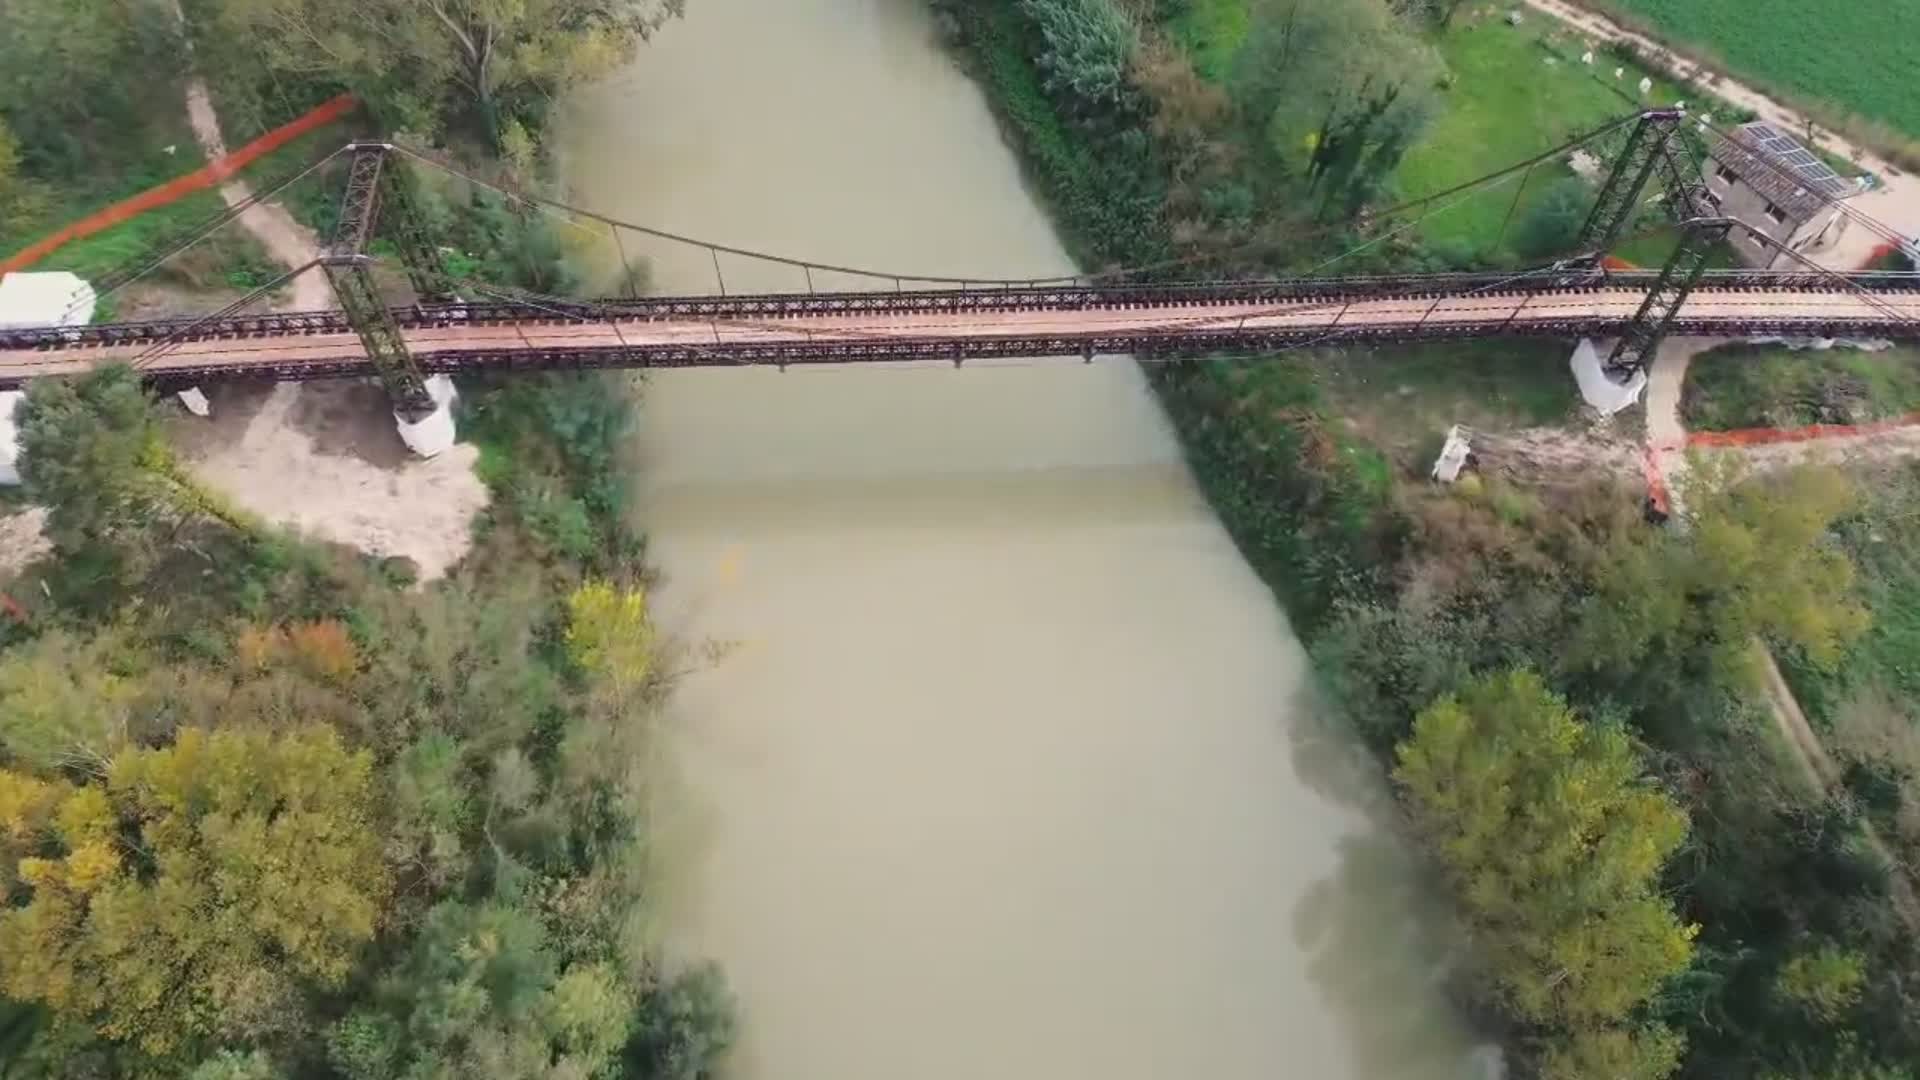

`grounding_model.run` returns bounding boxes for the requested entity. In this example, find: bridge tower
[1603,216,1735,380]
[320,144,437,422]
[1577,109,1687,255]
